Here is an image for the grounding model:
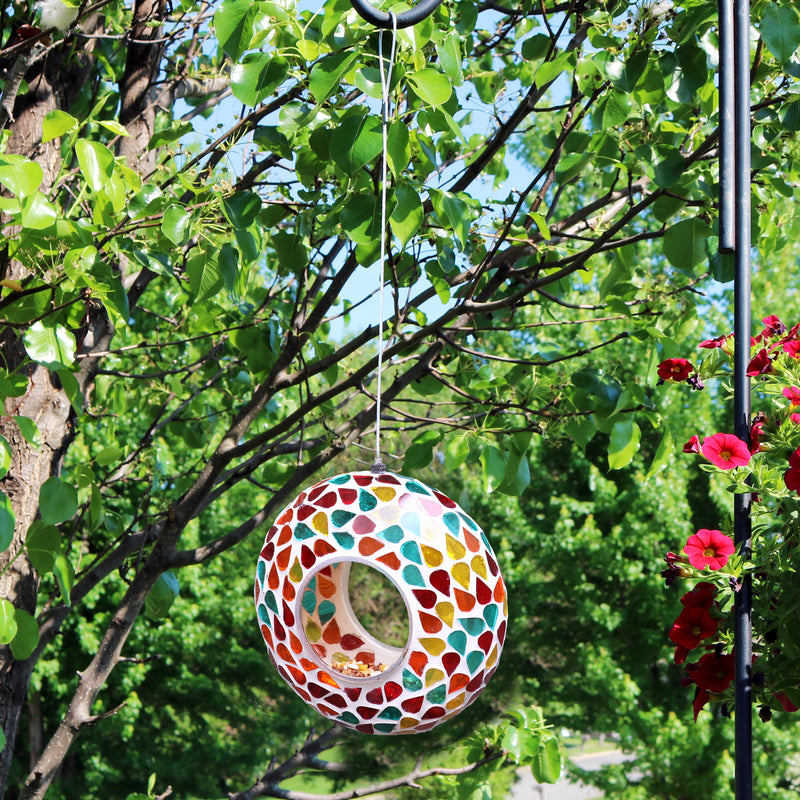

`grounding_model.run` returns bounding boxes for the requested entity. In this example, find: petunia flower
[699,335,728,349]
[792,413,800,425]
[670,605,717,652]
[680,582,716,609]
[750,413,766,454]
[784,387,800,406]
[746,348,773,377]
[657,358,694,382]
[701,433,751,470]
[683,435,701,454]
[784,448,800,494]
[684,529,736,570]
[686,650,735,693]
[759,314,786,339]
[783,341,800,359]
